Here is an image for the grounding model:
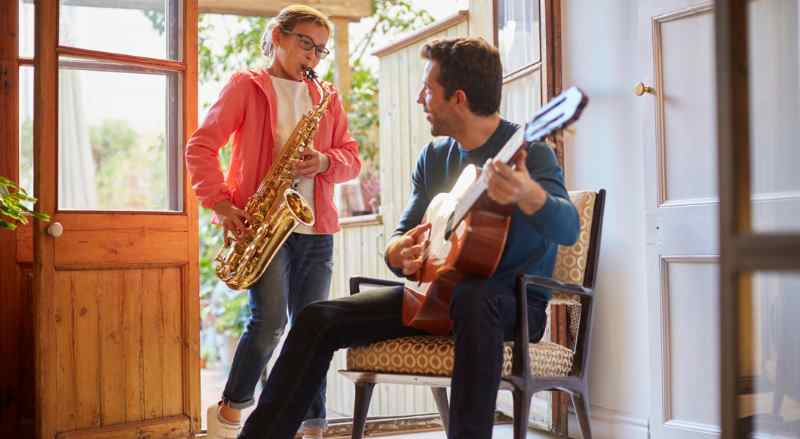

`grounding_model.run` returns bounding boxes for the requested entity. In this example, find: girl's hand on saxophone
[295,145,330,177]
[212,200,254,246]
